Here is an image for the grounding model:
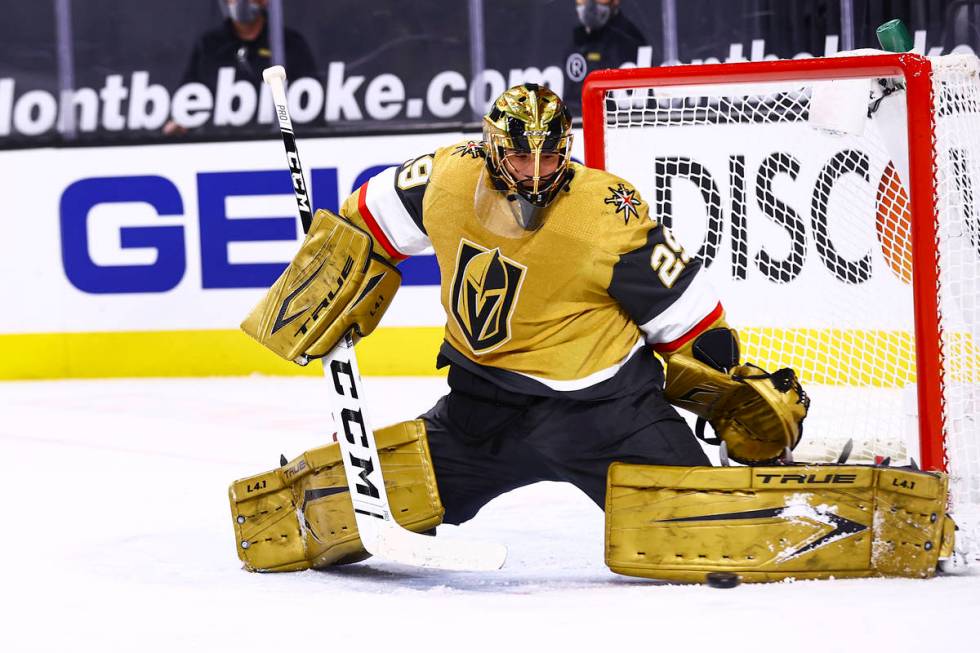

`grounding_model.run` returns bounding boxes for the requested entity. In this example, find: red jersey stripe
[357,182,407,261]
[651,302,724,353]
